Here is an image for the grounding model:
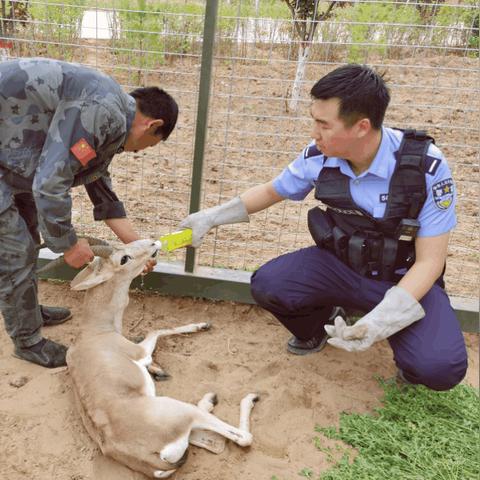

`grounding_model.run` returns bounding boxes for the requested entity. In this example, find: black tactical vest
[308,129,443,283]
